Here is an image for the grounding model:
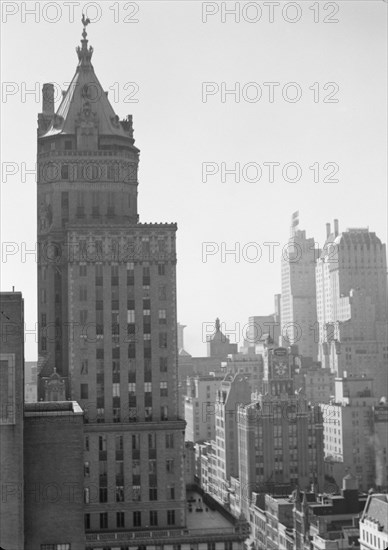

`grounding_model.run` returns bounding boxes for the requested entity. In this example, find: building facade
[212,373,252,506]
[280,212,319,359]
[0,291,25,550]
[206,318,238,358]
[359,493,388,550]
[184,373,224,443]
[36,26,187,539]
[322,377,388,492]
[237,346,324,519]
[316,221,388,397]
